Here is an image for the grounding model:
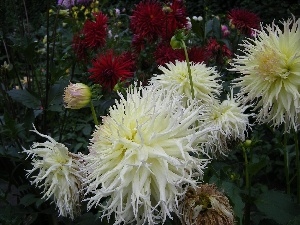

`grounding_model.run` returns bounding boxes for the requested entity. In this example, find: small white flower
[200,90,251,156]
[150,60,222,105]
[24,125,83,219]
[82,84,212,225]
